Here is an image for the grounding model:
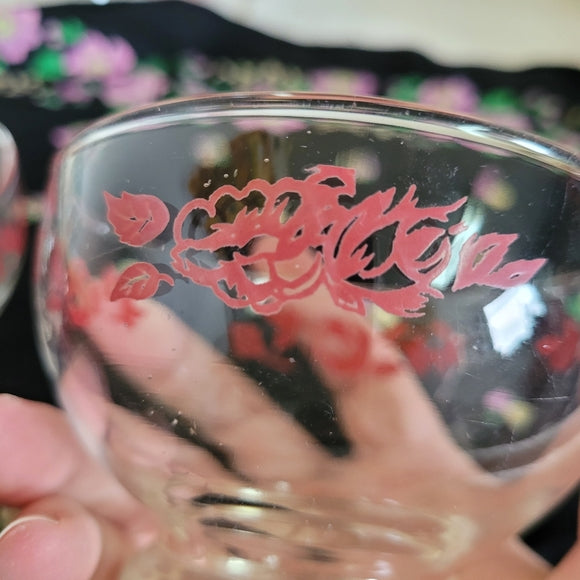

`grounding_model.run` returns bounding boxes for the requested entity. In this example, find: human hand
[0,397,558,580]
[0,285,574,579]
[0,394,155,580]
